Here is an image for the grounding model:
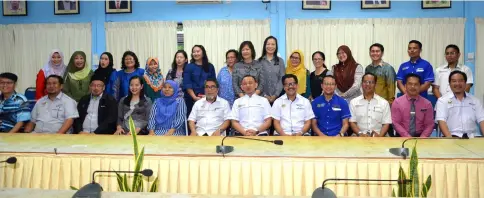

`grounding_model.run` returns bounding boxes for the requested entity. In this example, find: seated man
[73,74,118,134]
[0,72,31,133]
[25,75,79,134]
[349,73,392,137]
[188,78,230,136]
[230,75,271,136]
[311,75,351,137]
[271,74,314,136]
[391,74,434,137]
[436,70,484,138]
